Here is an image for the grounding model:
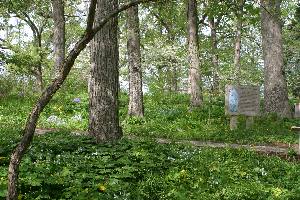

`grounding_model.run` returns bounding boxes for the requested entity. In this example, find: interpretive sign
[225,85,260,116]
